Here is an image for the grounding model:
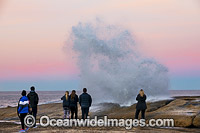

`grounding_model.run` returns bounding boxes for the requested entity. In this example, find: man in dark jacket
[27,86,39,128]
[79,88,92,119]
